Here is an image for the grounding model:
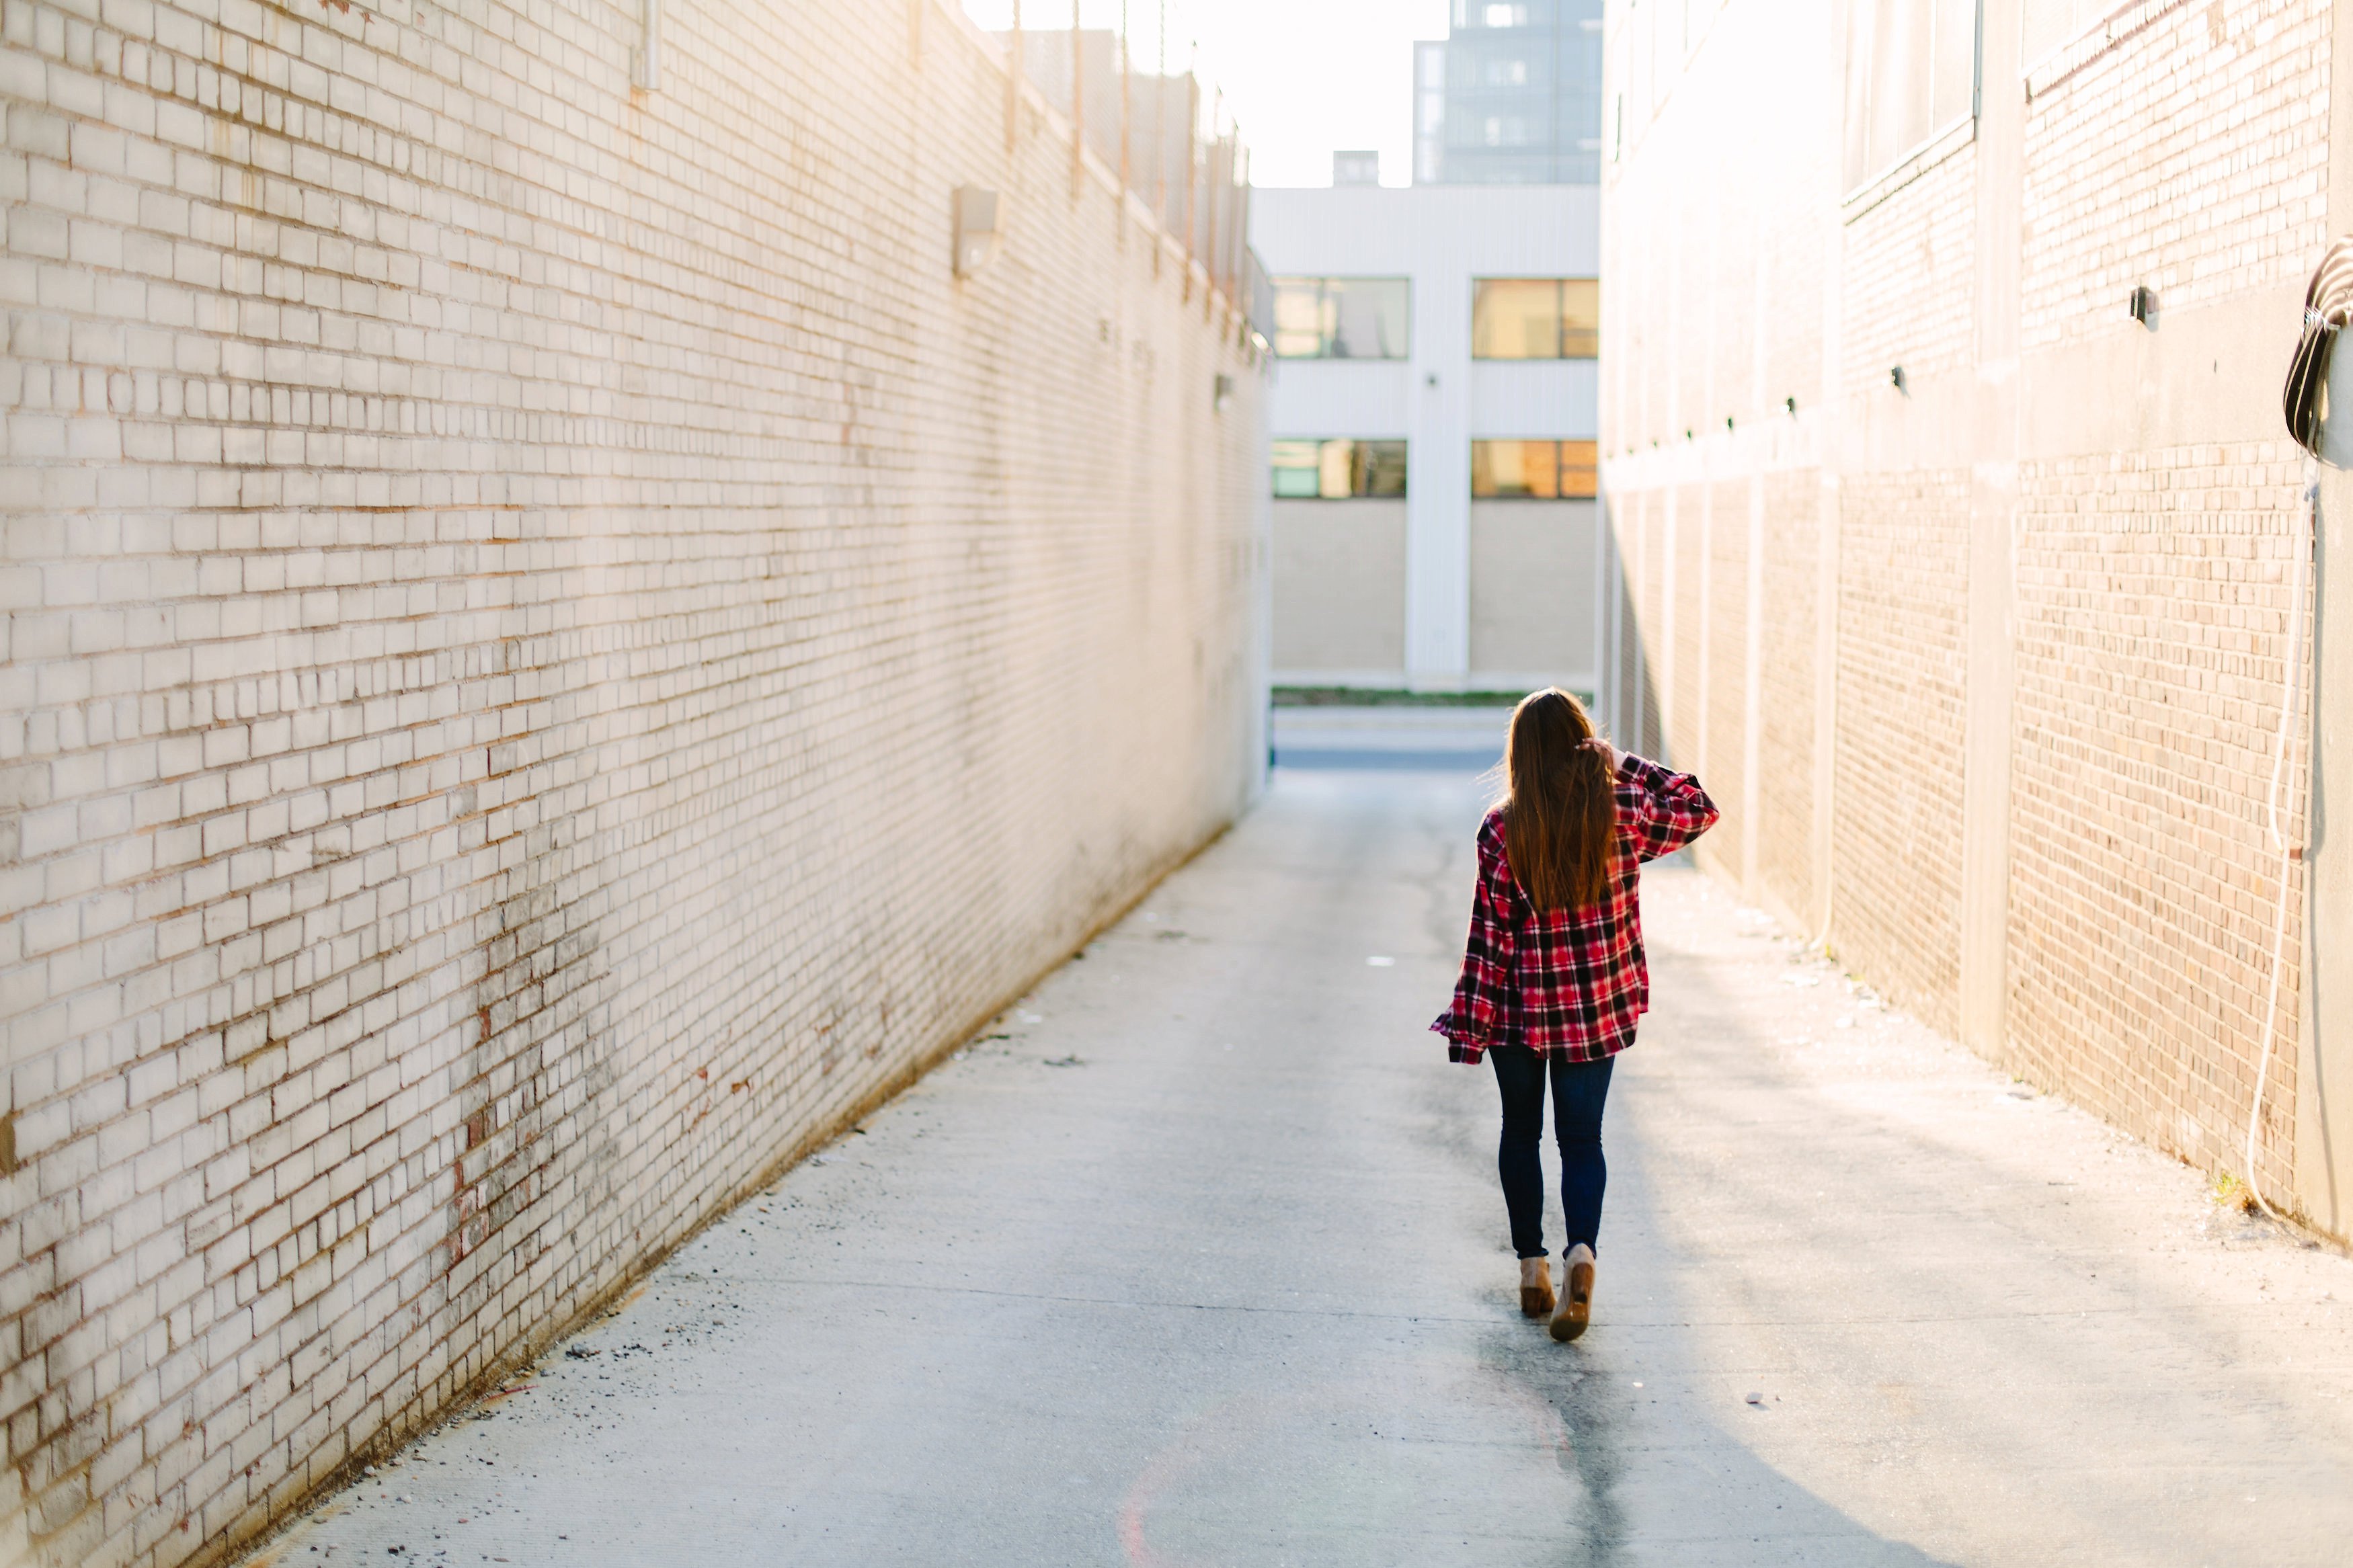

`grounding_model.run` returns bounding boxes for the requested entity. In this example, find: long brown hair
[1498,688,1617,913]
